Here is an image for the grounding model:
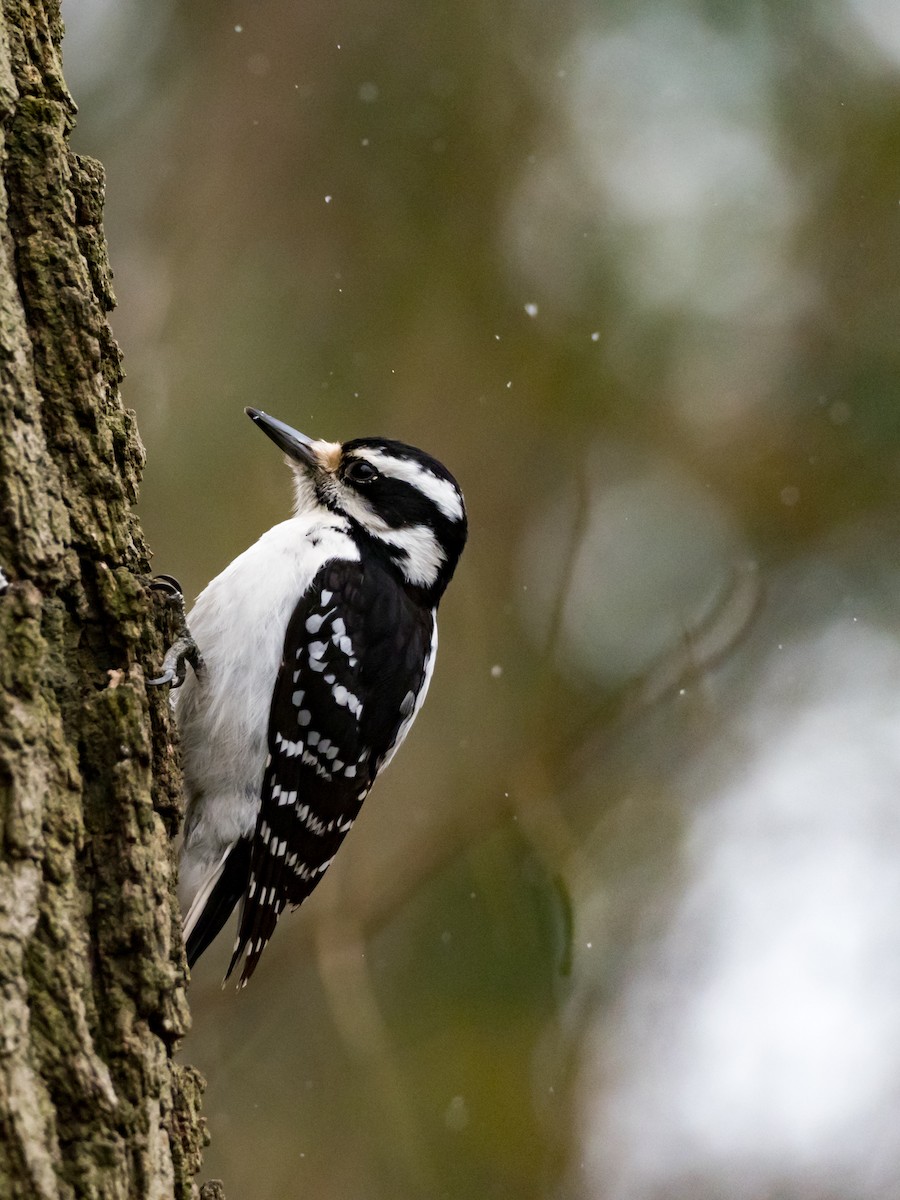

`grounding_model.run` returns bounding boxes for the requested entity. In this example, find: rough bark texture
[0,2,209,1197]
